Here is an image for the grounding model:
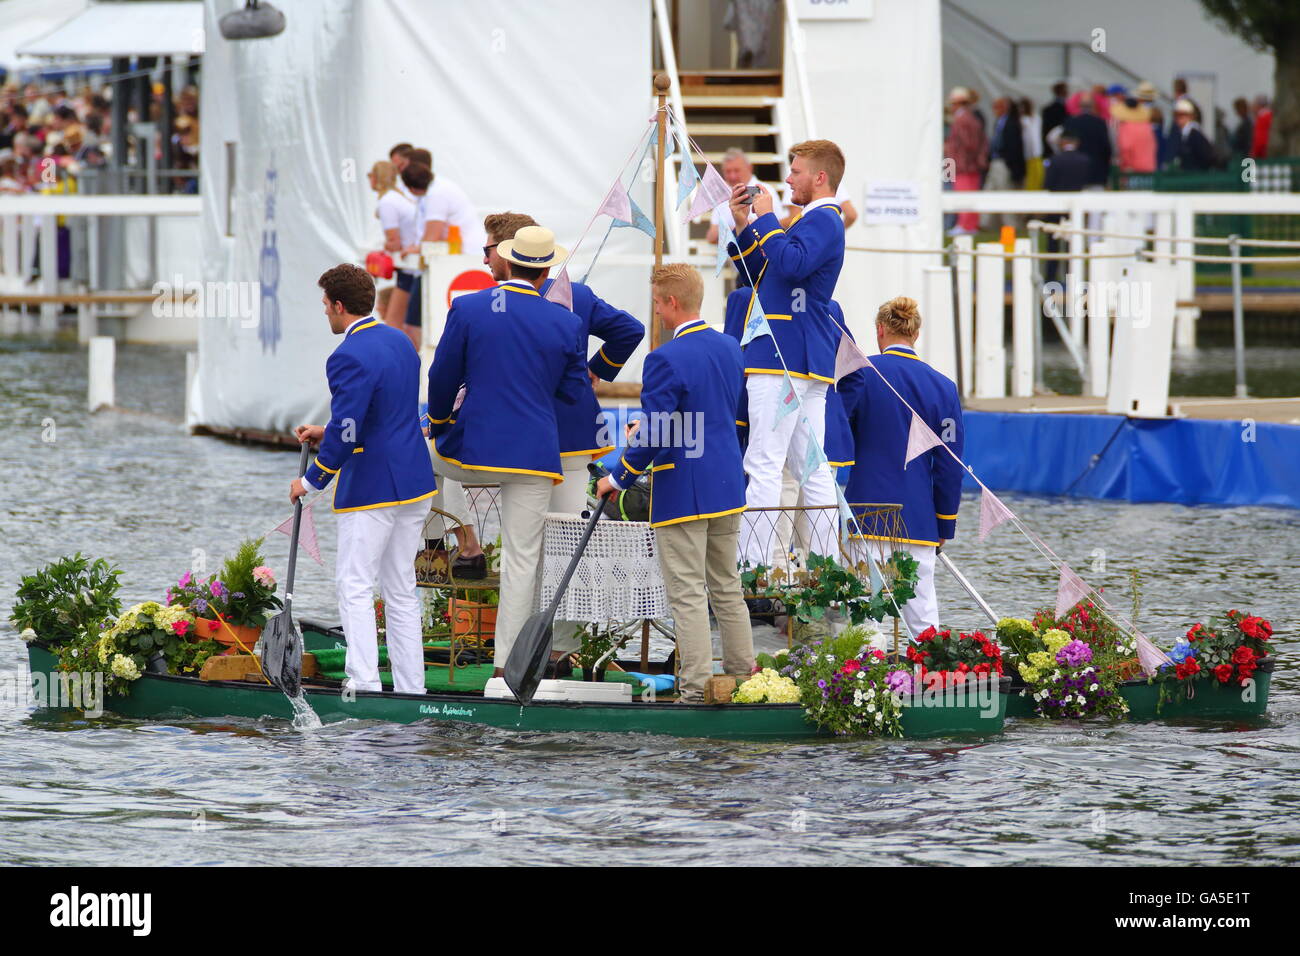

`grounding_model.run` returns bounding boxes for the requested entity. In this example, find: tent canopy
[18,1,204,59]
